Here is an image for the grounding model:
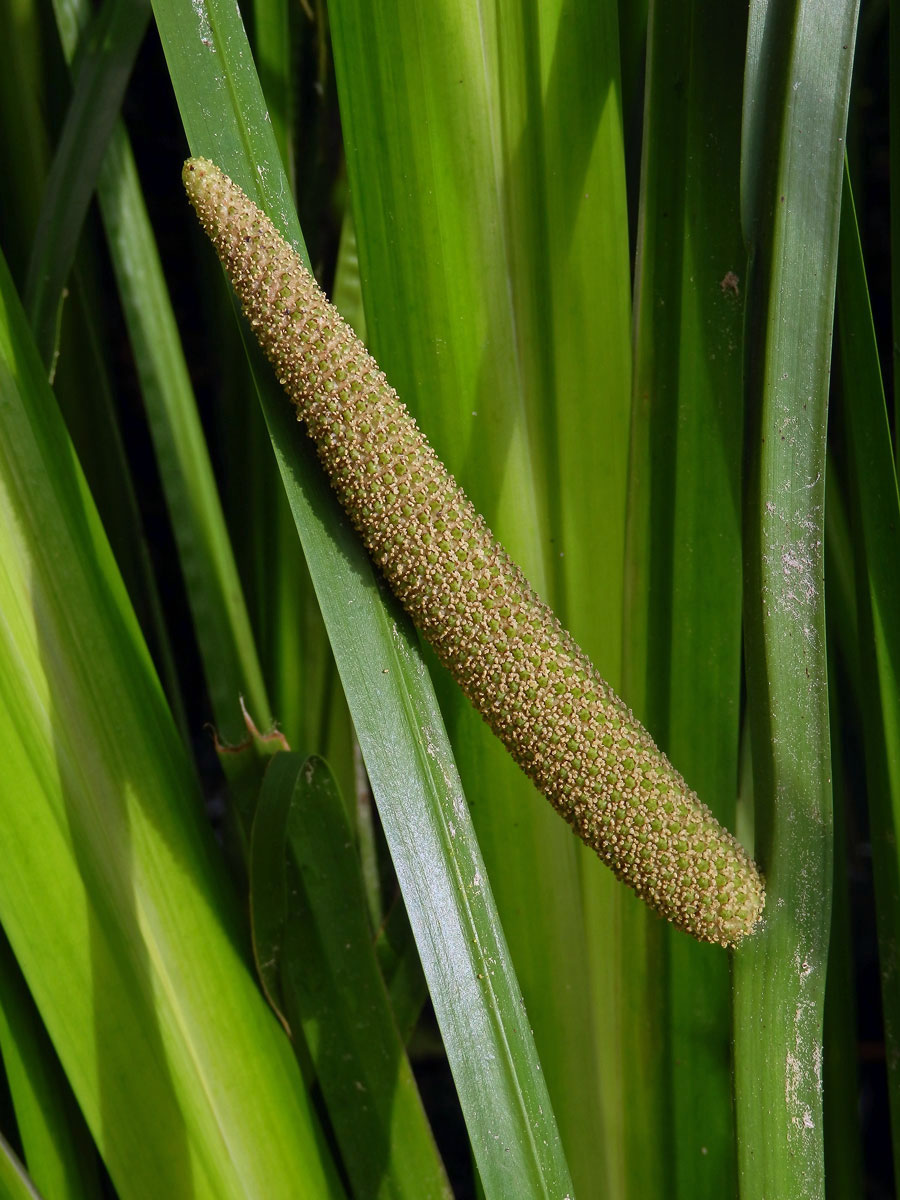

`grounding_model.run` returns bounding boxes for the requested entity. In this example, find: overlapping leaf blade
[626,3,747,1195]
[735,4,861,1197]
[251,753,452,1200]
[151,0,574,1192]
[0,248,341,1197]
[326,3,631,1190]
